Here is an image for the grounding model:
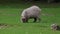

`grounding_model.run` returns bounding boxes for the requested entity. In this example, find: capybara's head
[22,17,26,23]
